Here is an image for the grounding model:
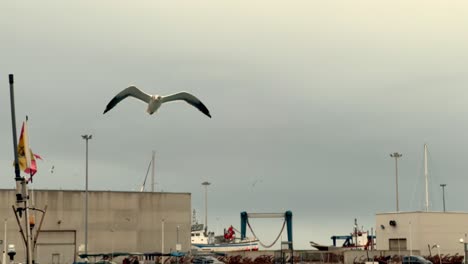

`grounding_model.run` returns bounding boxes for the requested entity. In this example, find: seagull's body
[103,86,211,118]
